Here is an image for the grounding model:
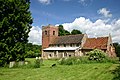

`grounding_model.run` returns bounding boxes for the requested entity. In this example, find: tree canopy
[58,25,82,36]
[58,25,70,36]
[71,29,82,35]
[0,0,32,66]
